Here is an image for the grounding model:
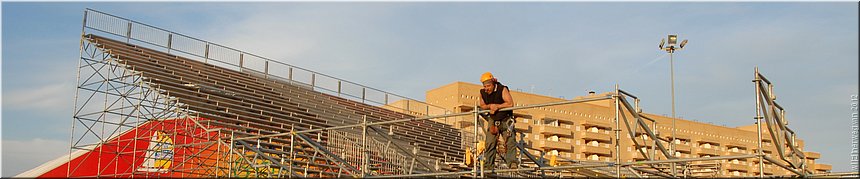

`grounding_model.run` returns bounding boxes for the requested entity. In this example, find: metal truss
[71,33,231,177]
[65,8,826,178]
[754,67,812,177]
